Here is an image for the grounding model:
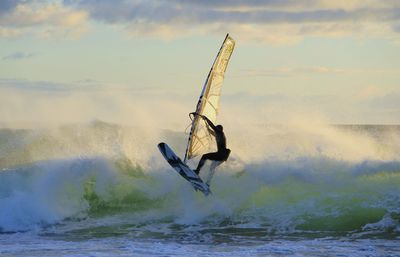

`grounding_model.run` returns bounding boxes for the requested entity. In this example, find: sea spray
[0,122,399,237]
